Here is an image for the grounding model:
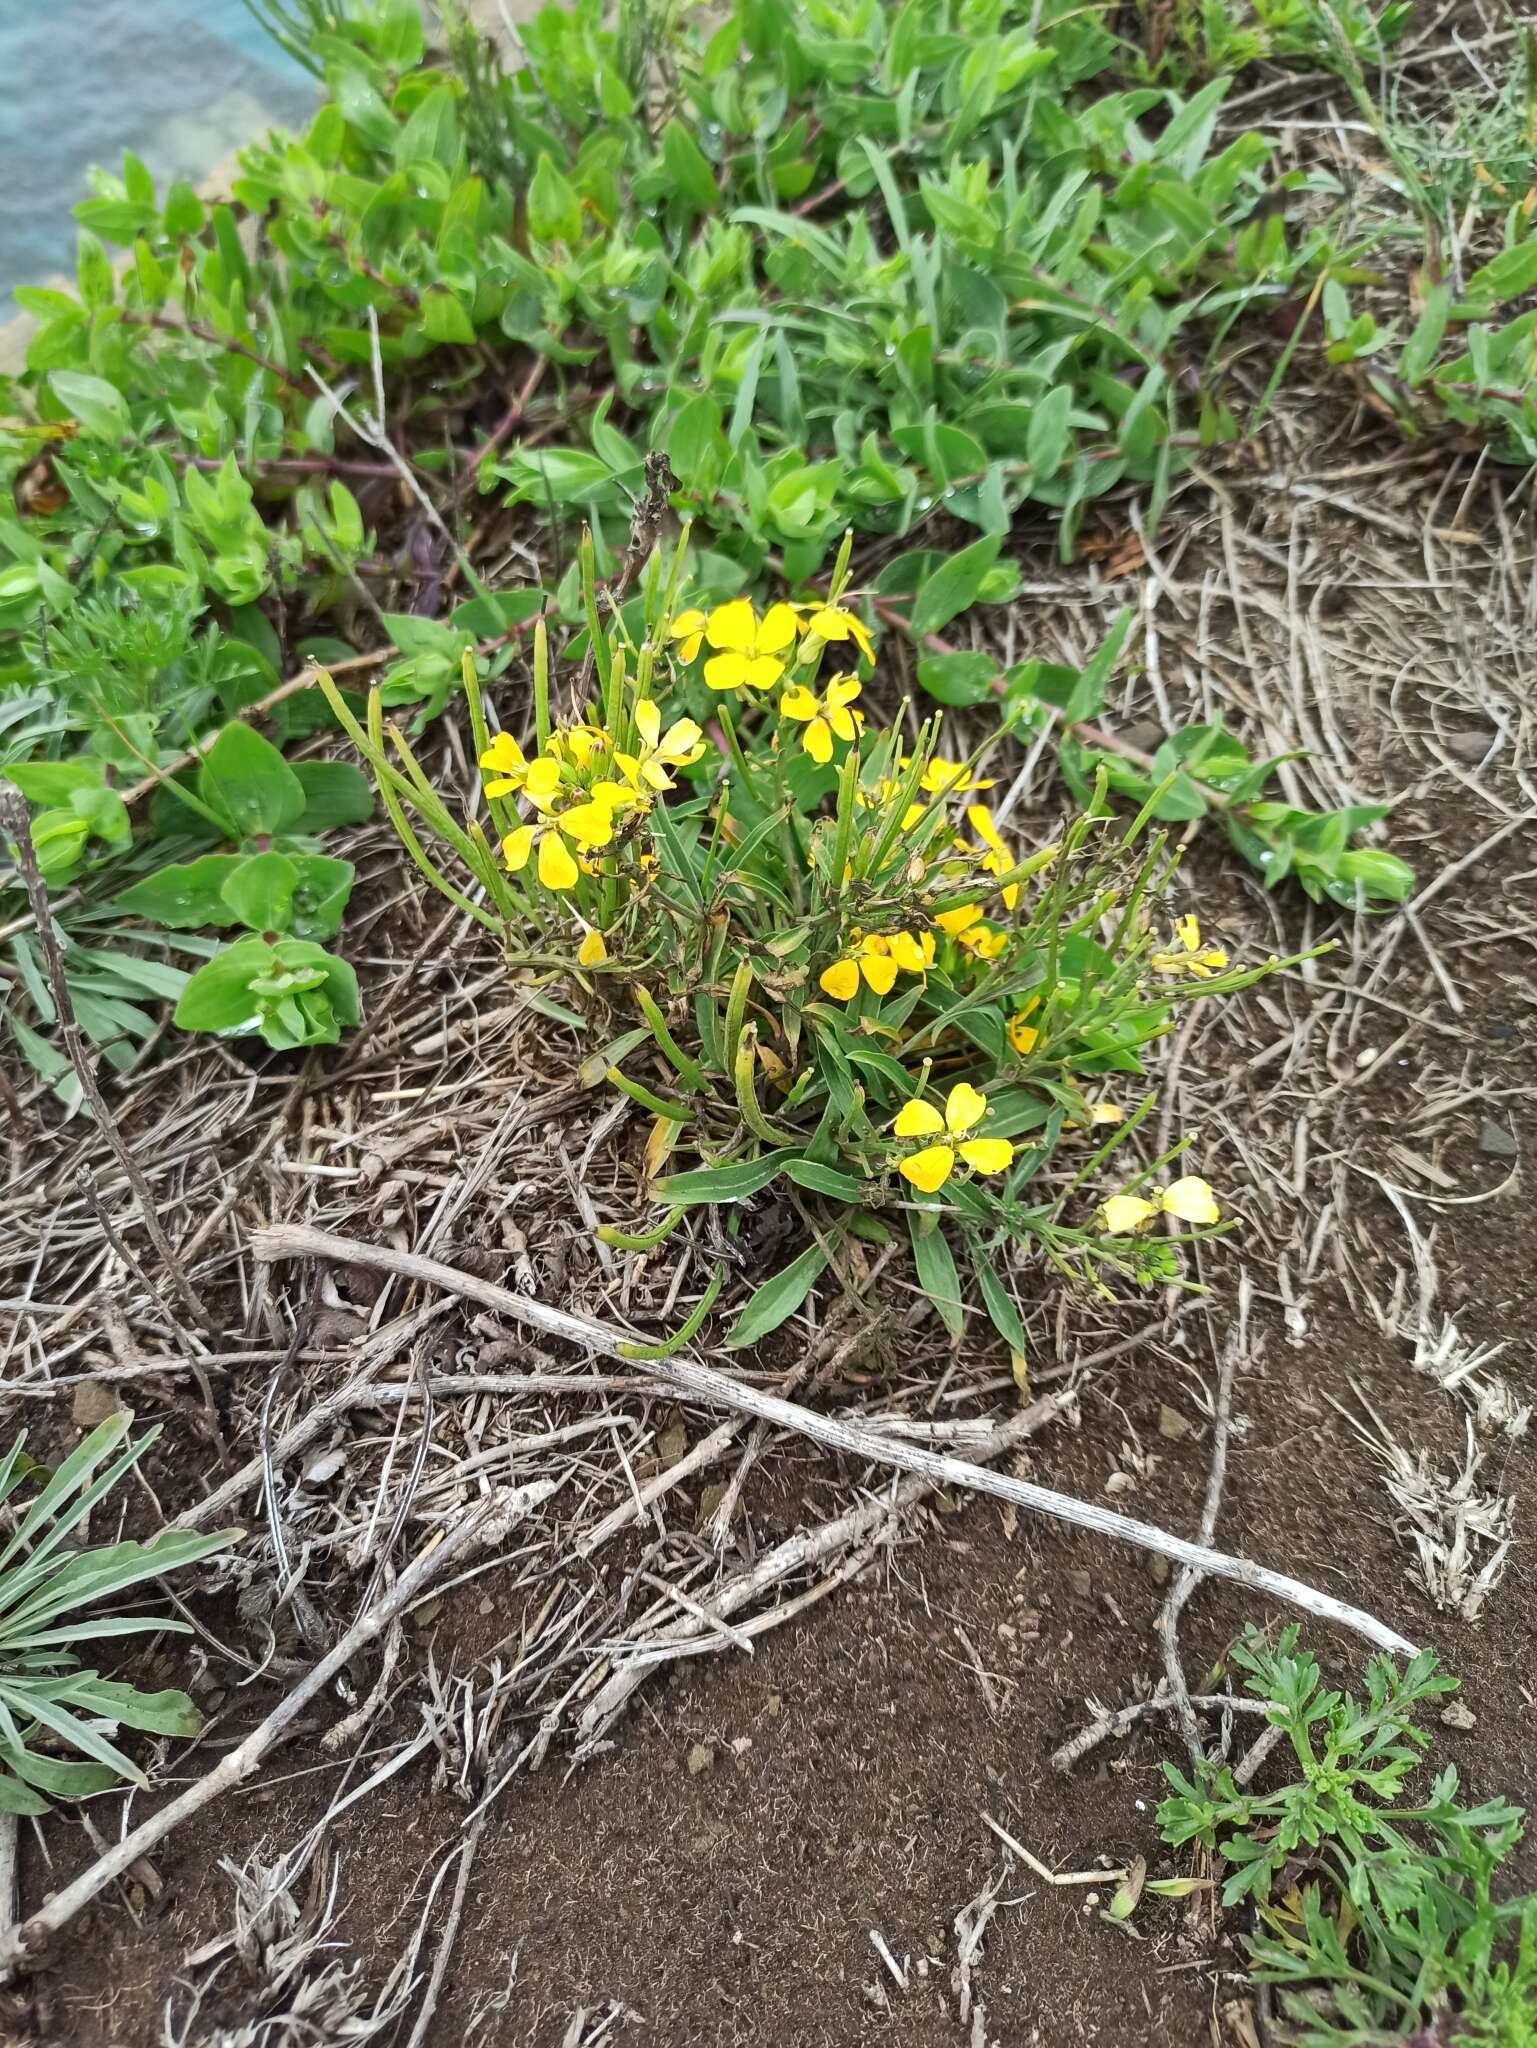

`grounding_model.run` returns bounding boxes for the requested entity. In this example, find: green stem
[606,1065,695,1121]
[634,986,707,1092]
[617,1264,726,1359]
[598,1204,688,1252]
